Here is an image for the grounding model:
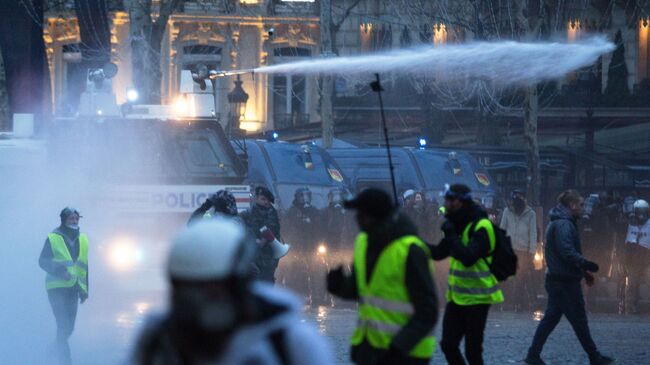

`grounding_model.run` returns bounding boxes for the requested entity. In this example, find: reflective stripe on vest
[45,233,89,294]
[446,219,504,305]
[351,233,436,359]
